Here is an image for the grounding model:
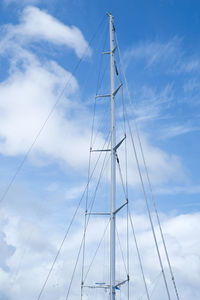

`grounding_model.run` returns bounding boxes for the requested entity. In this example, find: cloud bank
[0,211,199,299]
